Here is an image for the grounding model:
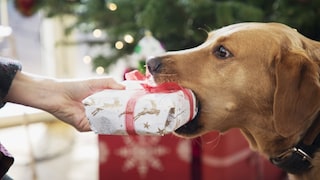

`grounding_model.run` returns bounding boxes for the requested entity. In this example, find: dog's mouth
[149,77,204,137]
[174,102,203,137]
[150,77,204,137]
